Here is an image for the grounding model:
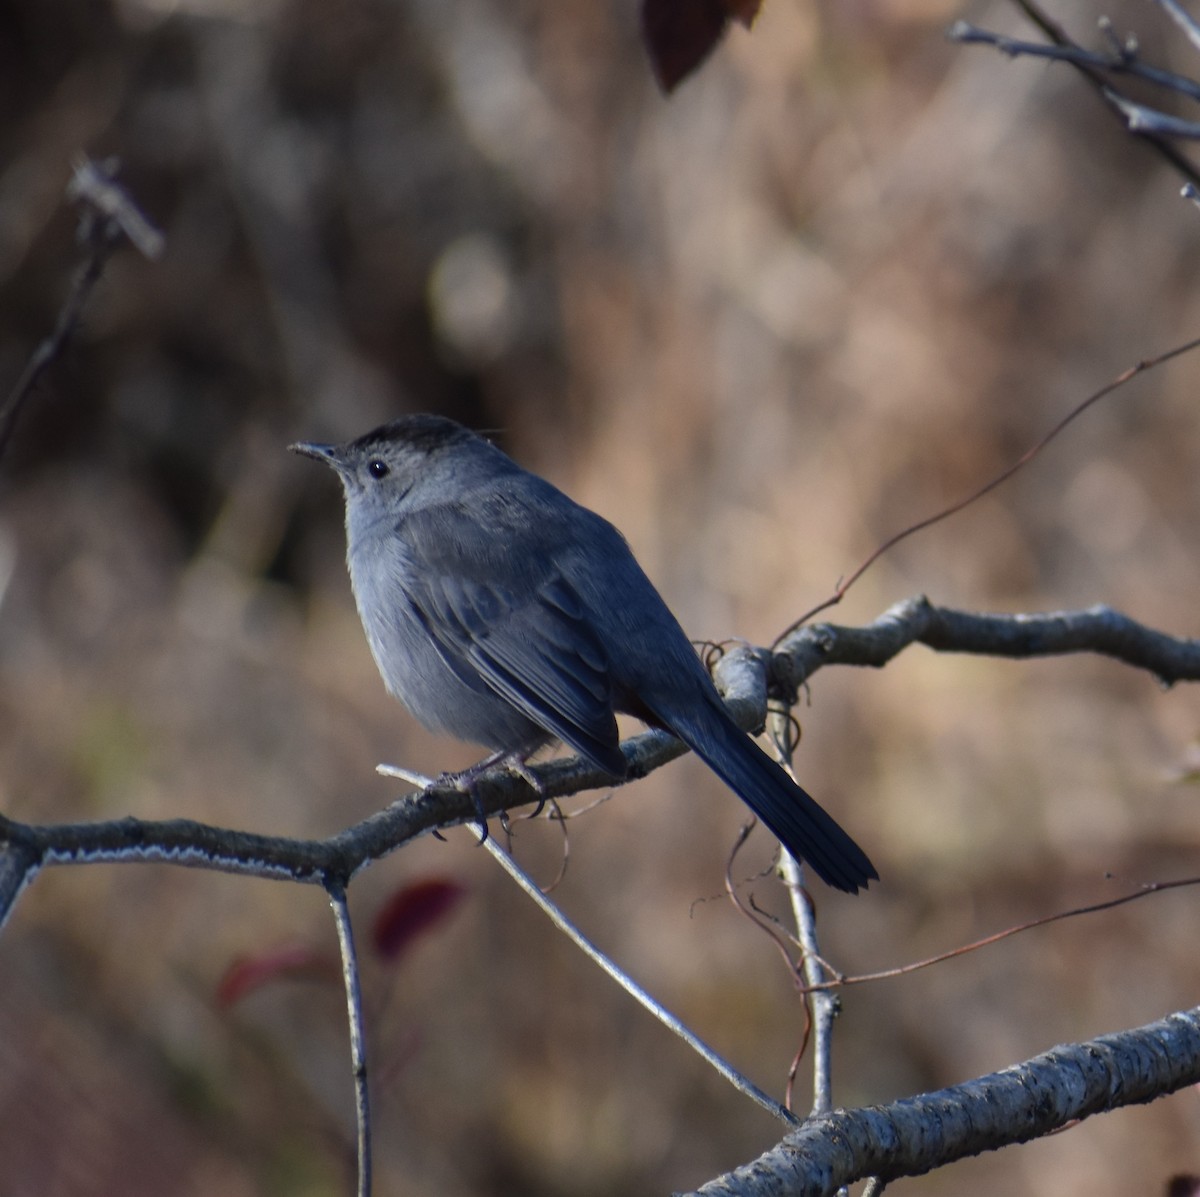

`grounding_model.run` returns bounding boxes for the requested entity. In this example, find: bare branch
[2,599,1198,1185]
[947,22,1200,105]
[0,834,40,934]
[767,711,842,1119]
[0,158,164,462]
[1105,88,1200,138]
[773,598,1200,698]
[949,3,1200,187]
[328,883,372,1197]
[4,602,1197,931]
[0,646,768,928]
[777,333,1200,641]
[683,1007,1200,1196]
[66,156,165,260]
[483,835,801,1126]
[1153,0,1200,57]
[805,877,1200,993]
